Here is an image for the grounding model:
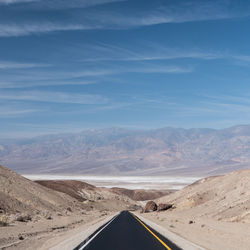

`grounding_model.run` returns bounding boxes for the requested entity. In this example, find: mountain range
[1,125,250,176]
